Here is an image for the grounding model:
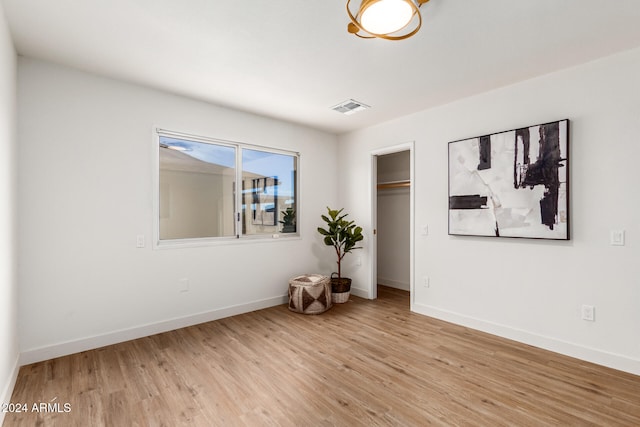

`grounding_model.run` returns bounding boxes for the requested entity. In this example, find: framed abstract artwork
[249,177,278,226]
[448,119,569,240]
